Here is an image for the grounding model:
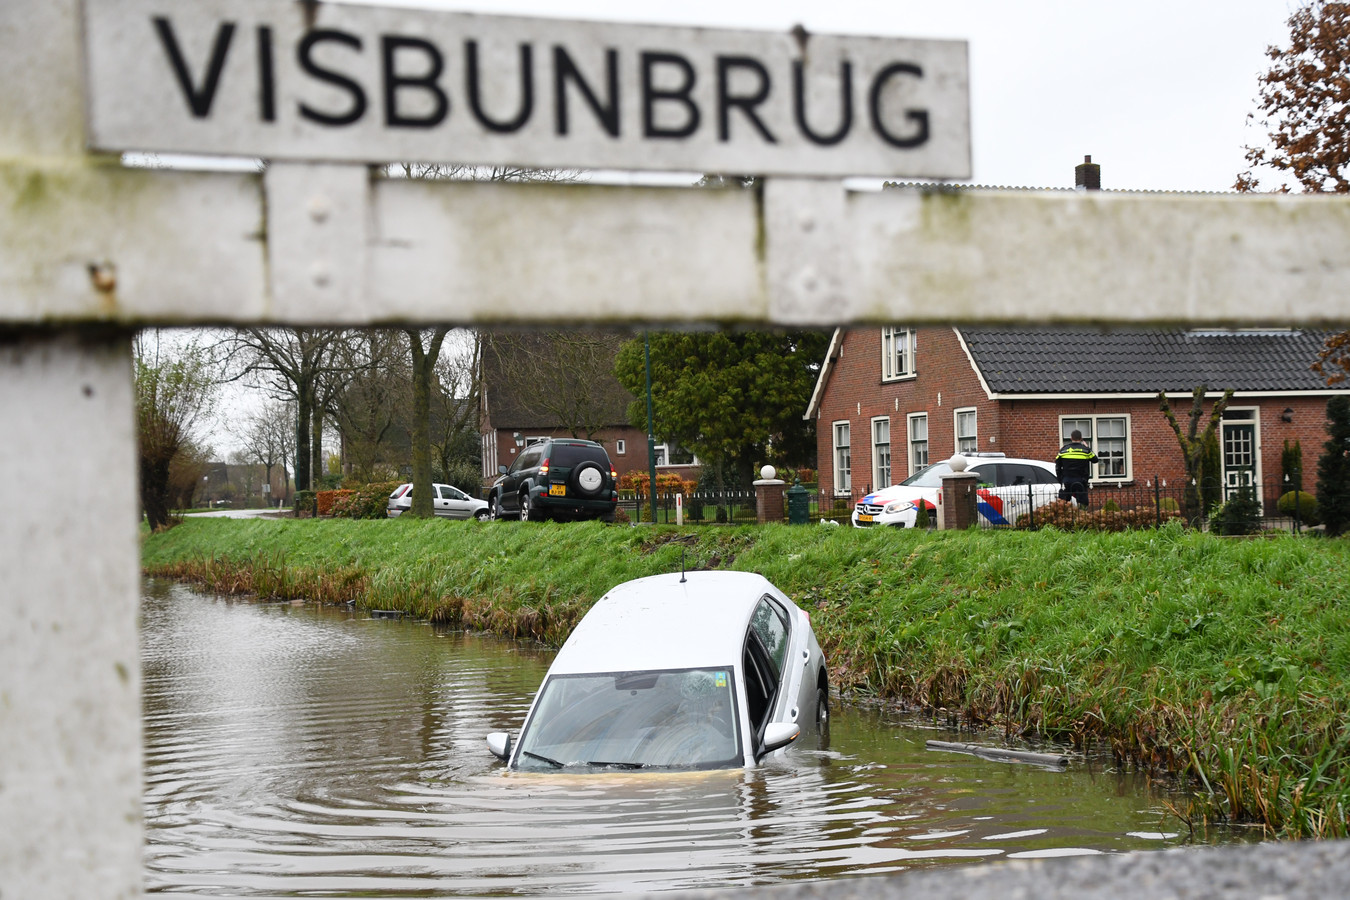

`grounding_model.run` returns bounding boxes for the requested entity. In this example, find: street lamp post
[645,334,657,525]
